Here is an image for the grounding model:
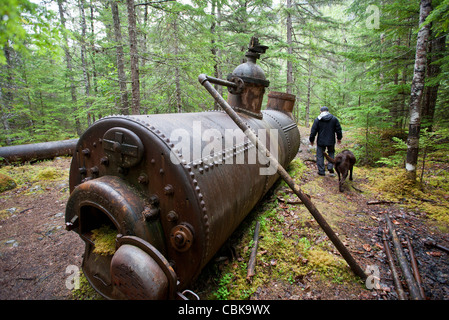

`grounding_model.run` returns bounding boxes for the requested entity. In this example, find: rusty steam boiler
[65,38,300,299]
